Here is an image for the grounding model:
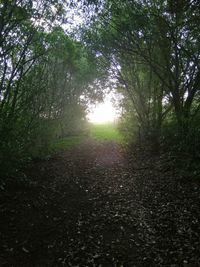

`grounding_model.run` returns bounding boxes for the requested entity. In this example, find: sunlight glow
[88,98,118,124]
